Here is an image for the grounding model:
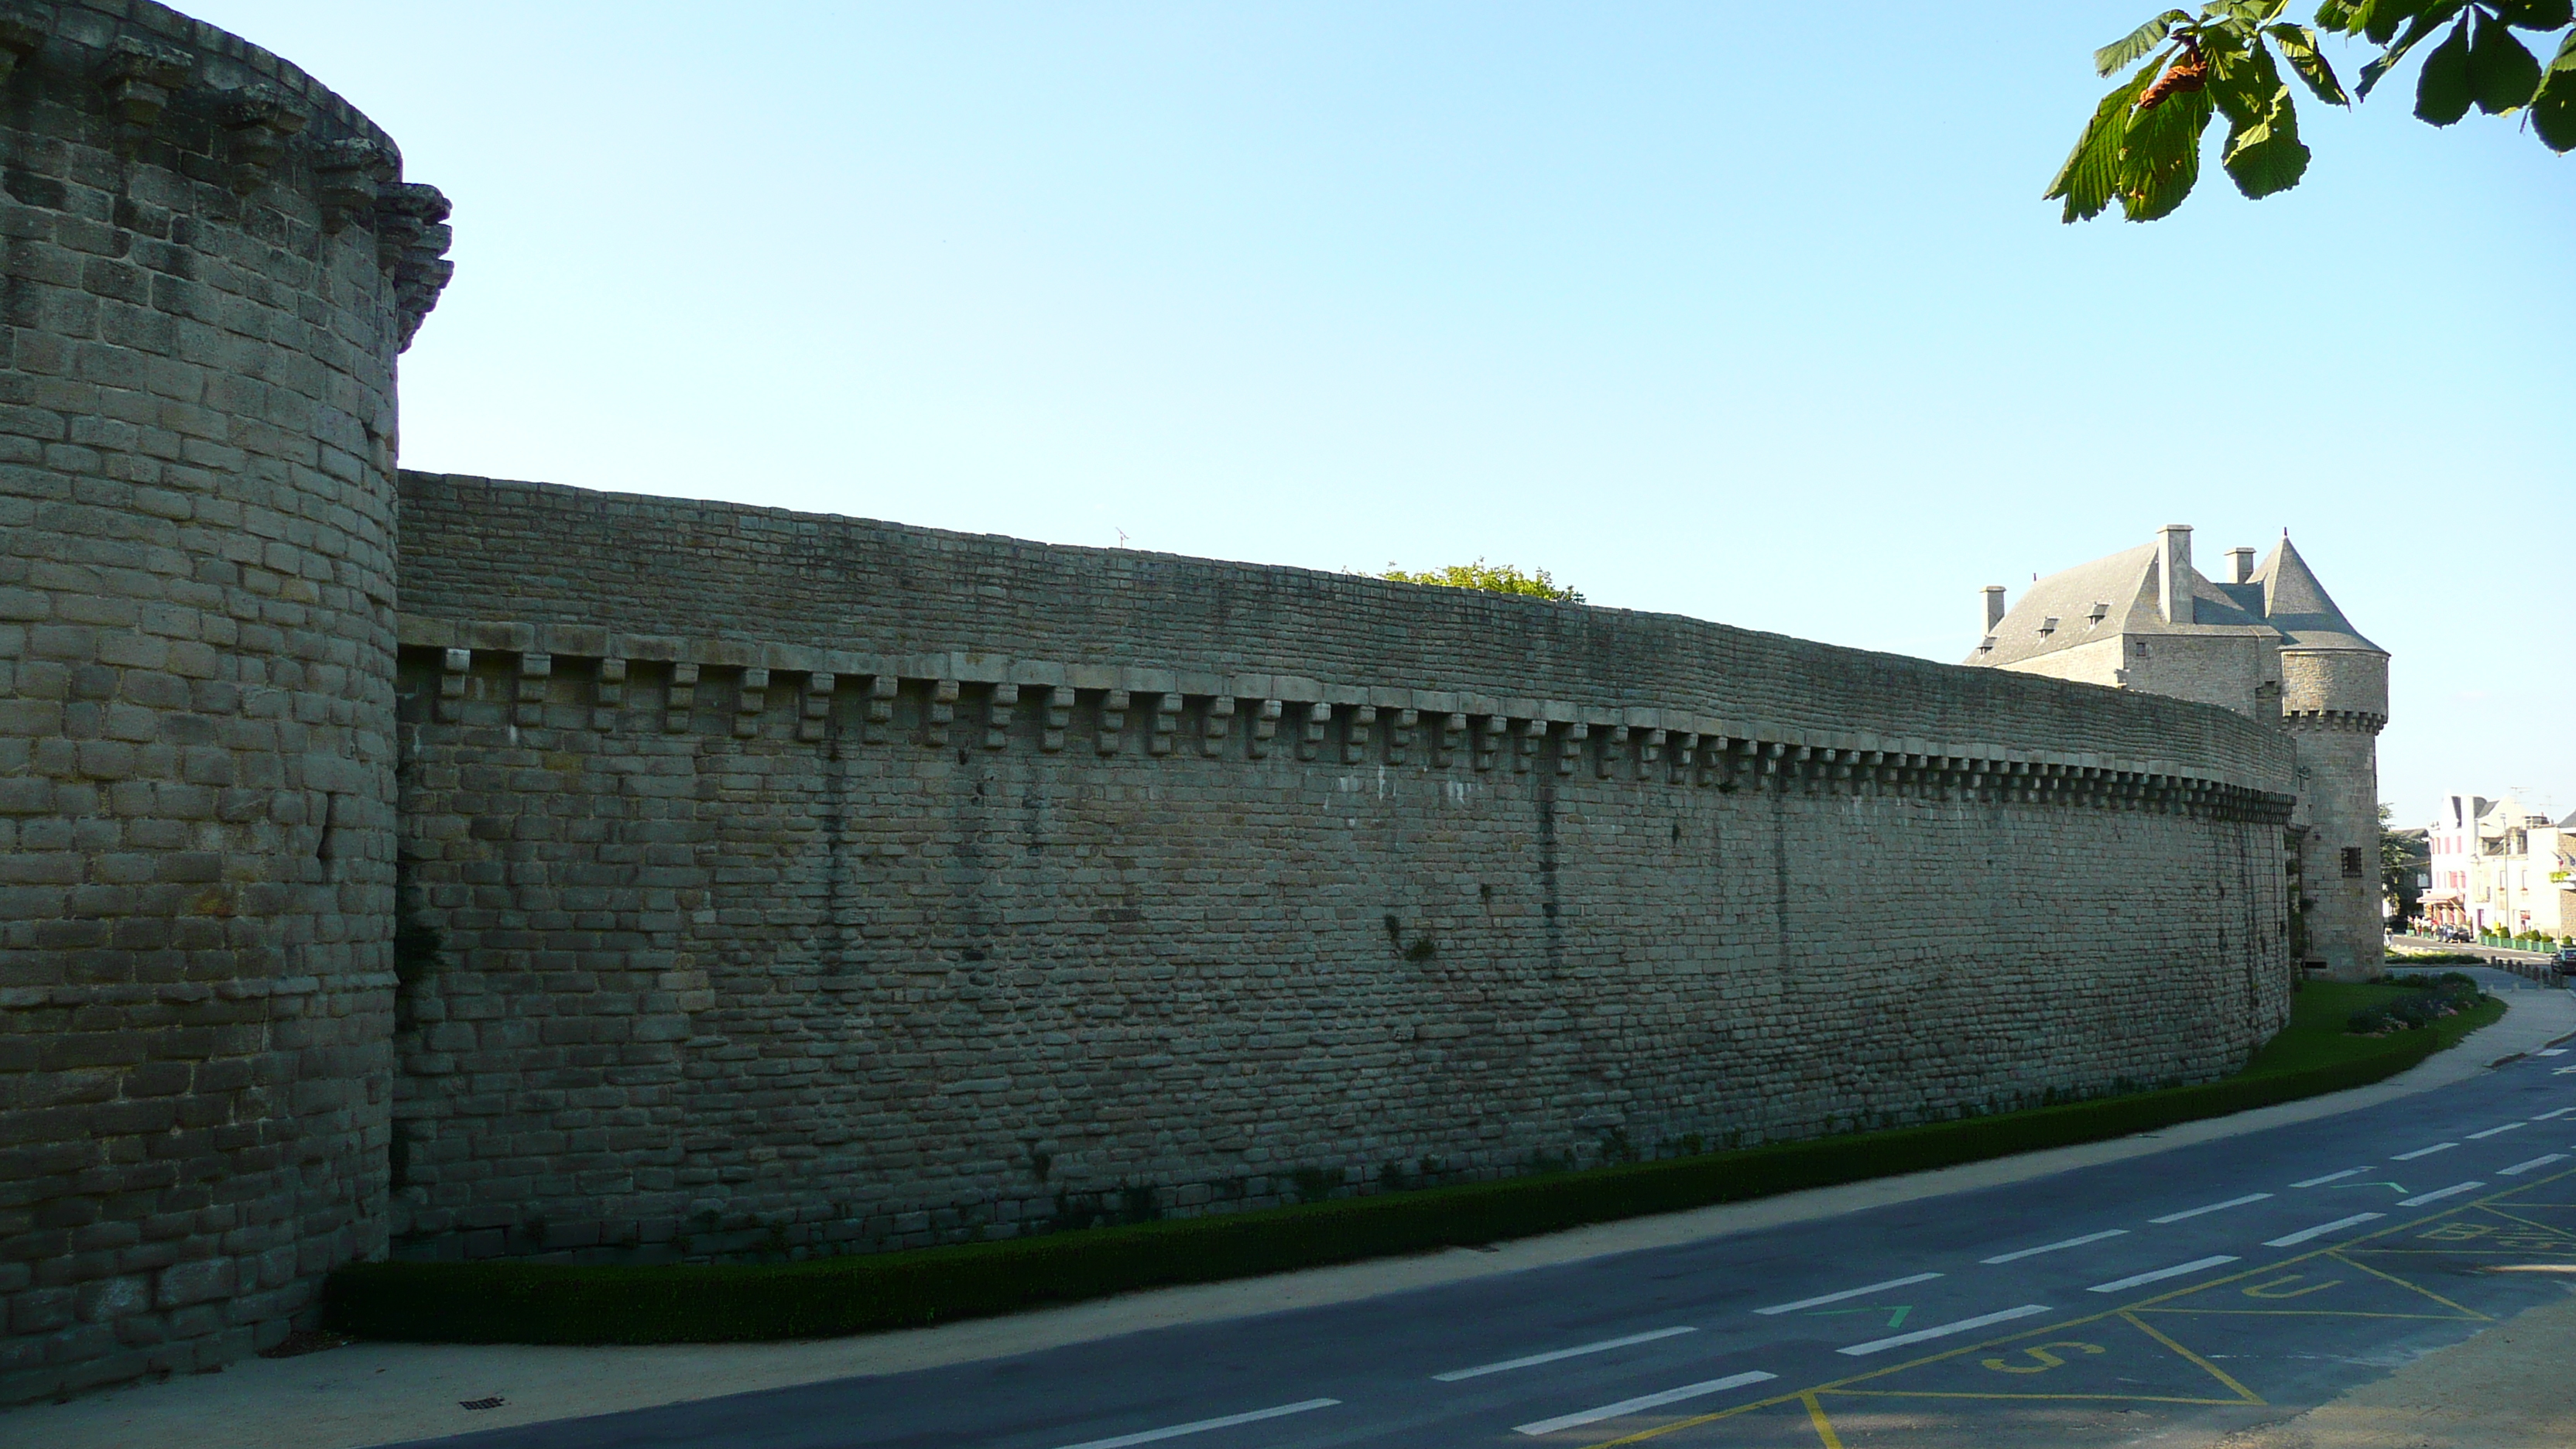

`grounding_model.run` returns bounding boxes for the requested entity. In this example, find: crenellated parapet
[2280,707,2386,736]
[0,0,454,346]
[397,616,2299,827]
